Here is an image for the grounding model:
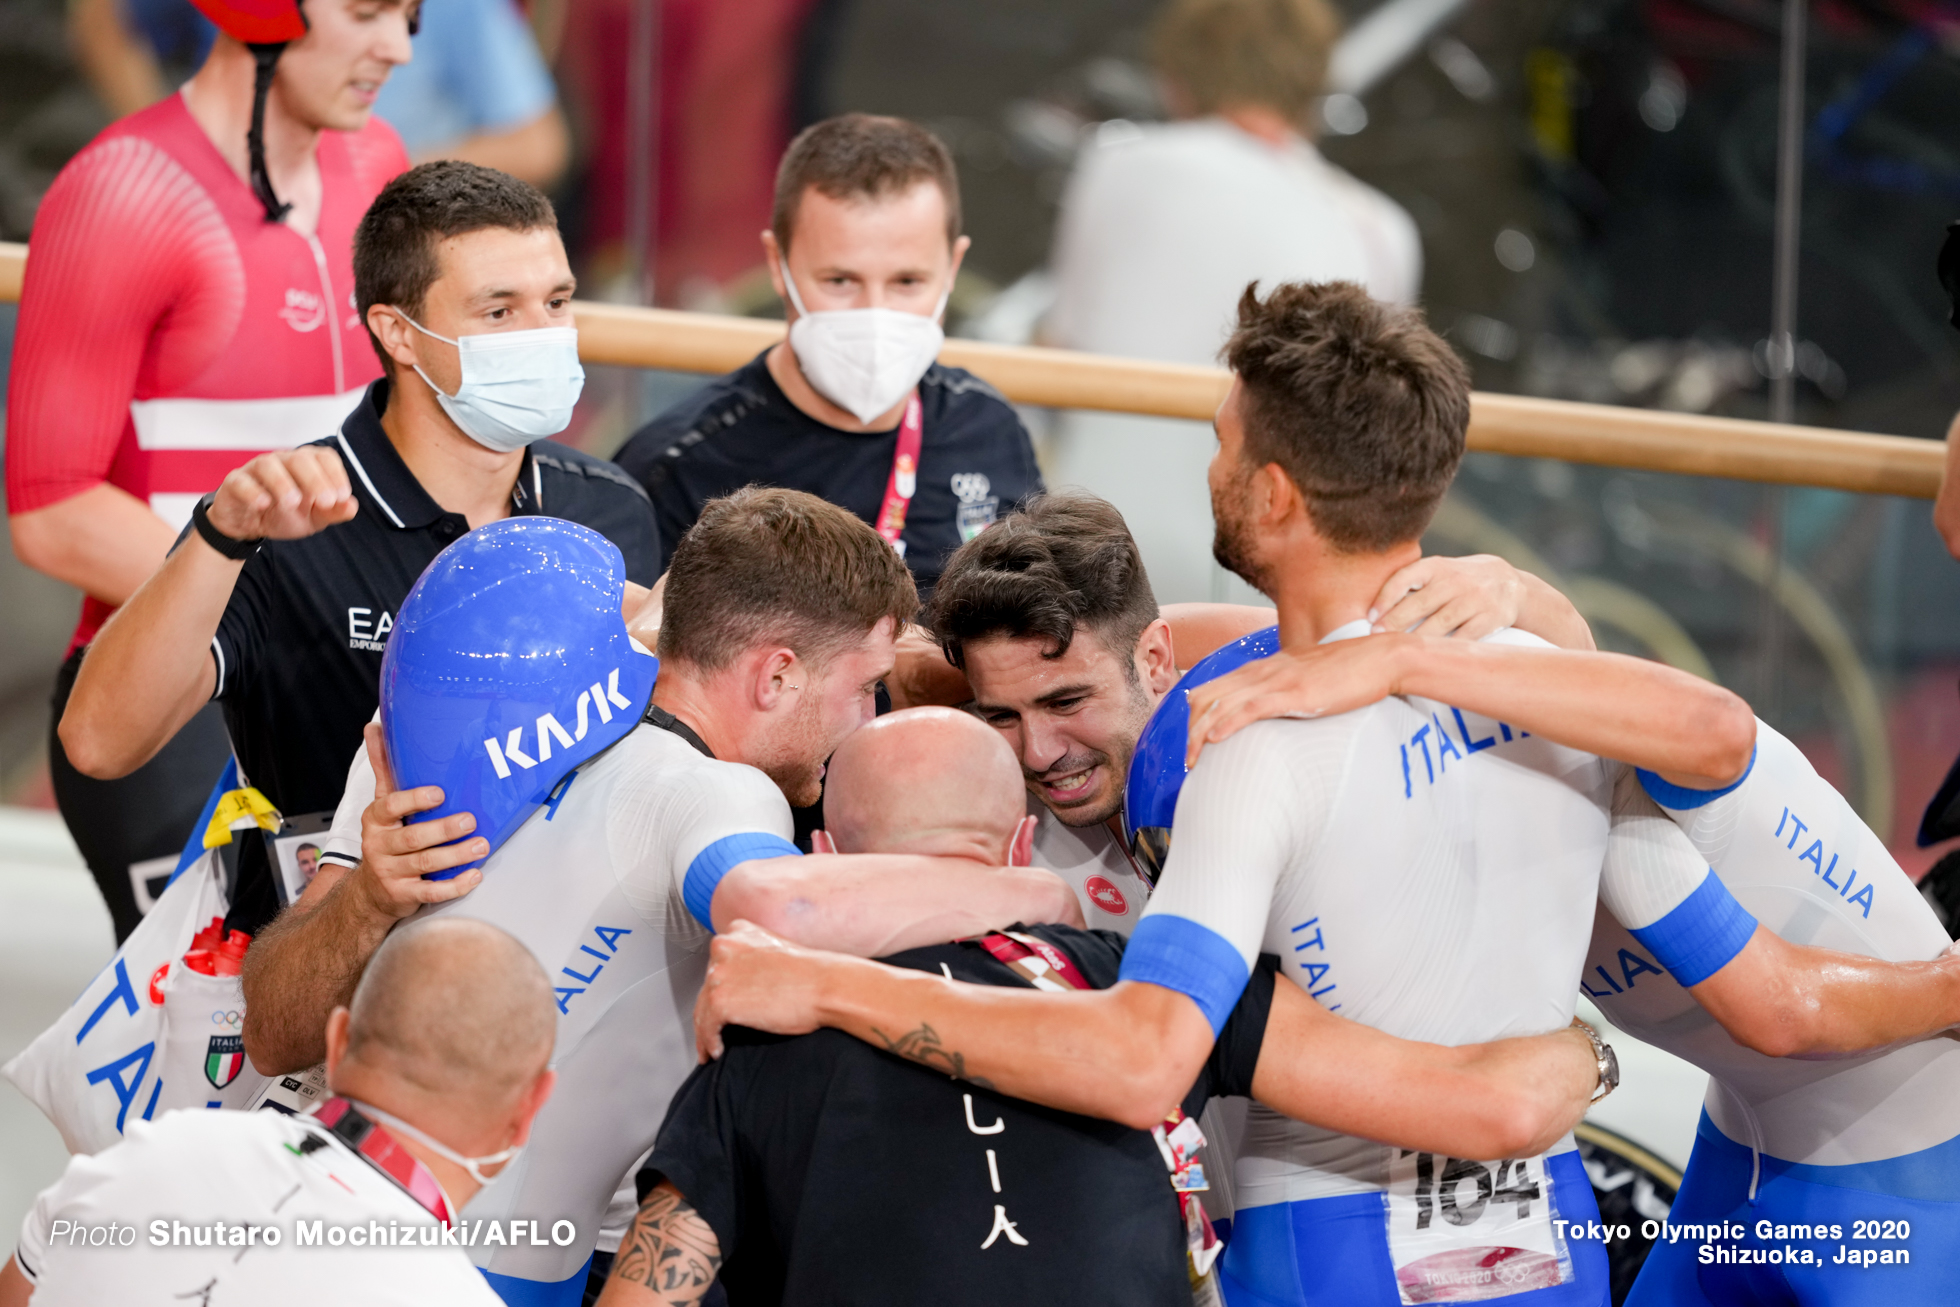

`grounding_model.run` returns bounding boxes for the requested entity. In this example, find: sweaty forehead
[964,628,1127,707]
